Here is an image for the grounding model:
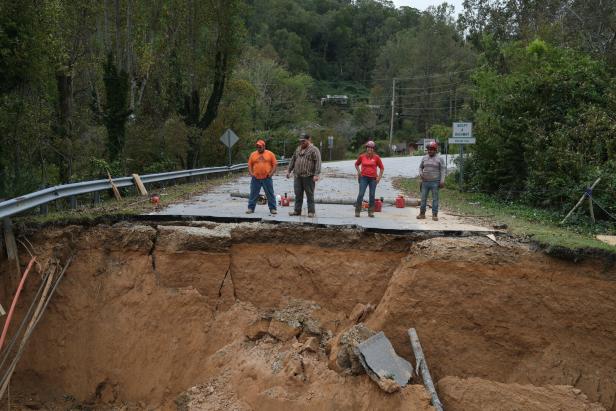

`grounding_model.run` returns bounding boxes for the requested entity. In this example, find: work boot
[270,209,277,215]
[416,212,426,219]
[246,209,254,214]
[355,205,361,217]
[308,212,315,218]
[432,214,439,221]
[289,210,301,216]
[368,207,375,218]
